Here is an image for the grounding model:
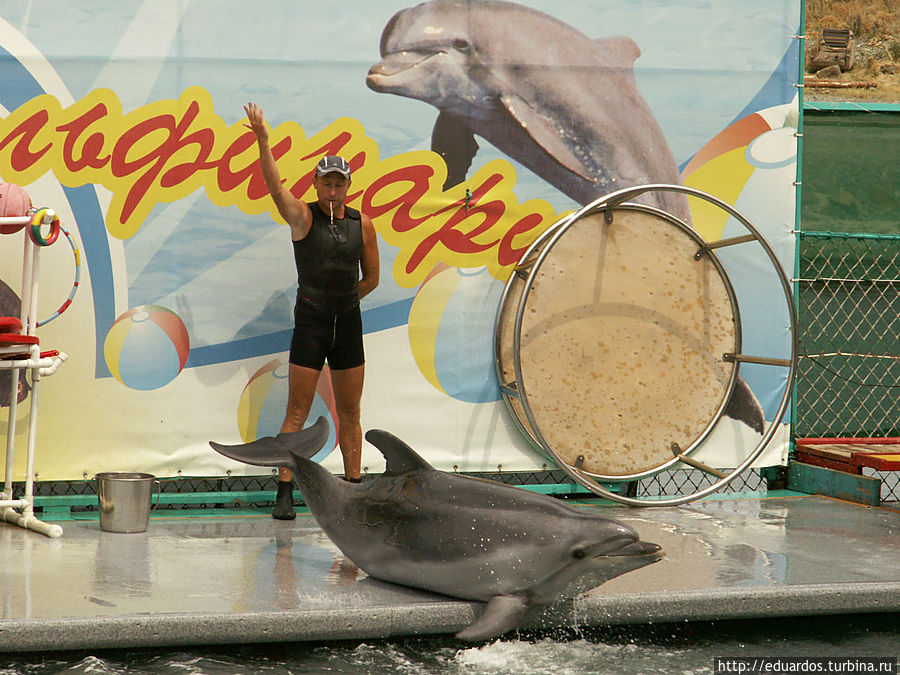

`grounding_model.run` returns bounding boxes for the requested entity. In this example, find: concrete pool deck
[1,492,898,653]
